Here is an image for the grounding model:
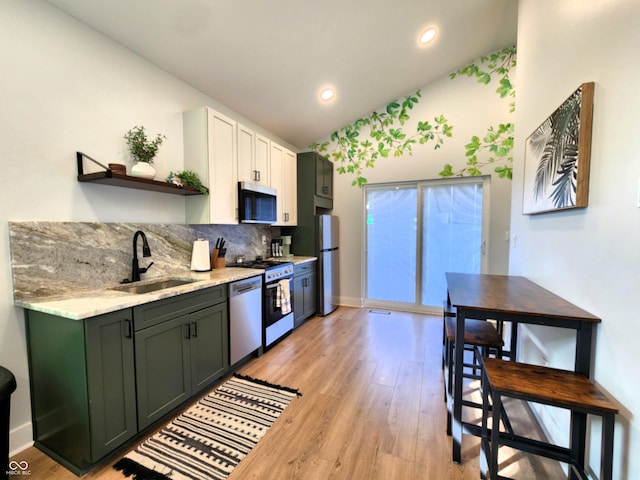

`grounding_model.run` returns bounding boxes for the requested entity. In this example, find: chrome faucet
[130,230,153,282]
